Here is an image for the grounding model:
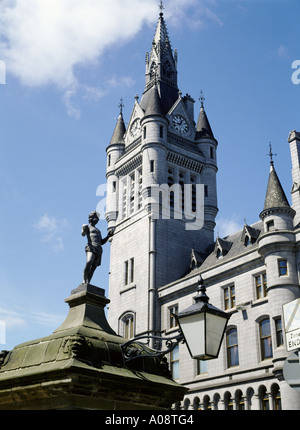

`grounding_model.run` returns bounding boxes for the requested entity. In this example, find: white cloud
[0,0,158,89]
[0,0,220,116]
[0,306,27,329]
[35,214,69,251]
[215,215,243,238]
